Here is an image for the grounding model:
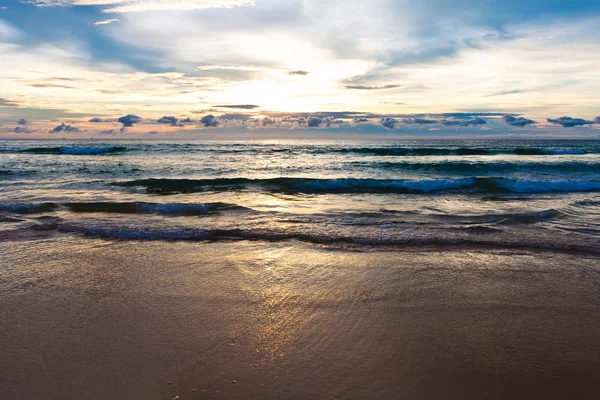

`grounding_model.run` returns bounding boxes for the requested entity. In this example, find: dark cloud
[441,117,487,126]
[50,123,80,133]
[345,84,401,90]
[13,126,34,134]
[157,116,183,126]
[200,114,220,127]
[307,117,323,127]
[0,97,21,107]
[297,116,339,128]
[353,118,370,123]
[485,89,524,97]
[181,117,193,123]
[213,104,260,109]
[89,117,108,123]
[218,113,252,121]
[289,70,310,76]
[381,117,400,129]
[257,116,278,126]
[547,116,596,127]
[503,115,536,127]
[403,117,439,124]
[118,114,141,131]
[17,118,27,125]
[28,83,75,89]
